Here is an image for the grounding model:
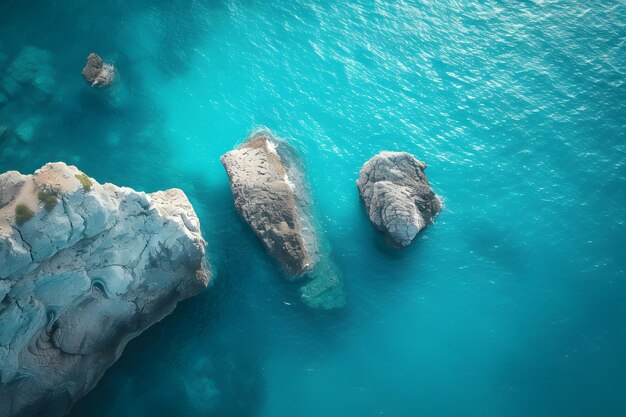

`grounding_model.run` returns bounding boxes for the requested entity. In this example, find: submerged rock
[82,53,115,87]
[357,151,441,248]
[0,163,209,417]
[221,131,345,309]
[14,116,42,143]
[2,46,55,97]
